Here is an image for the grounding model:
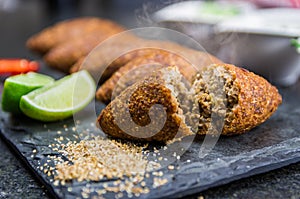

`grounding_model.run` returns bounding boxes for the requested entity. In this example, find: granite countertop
[0,1,299,198]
